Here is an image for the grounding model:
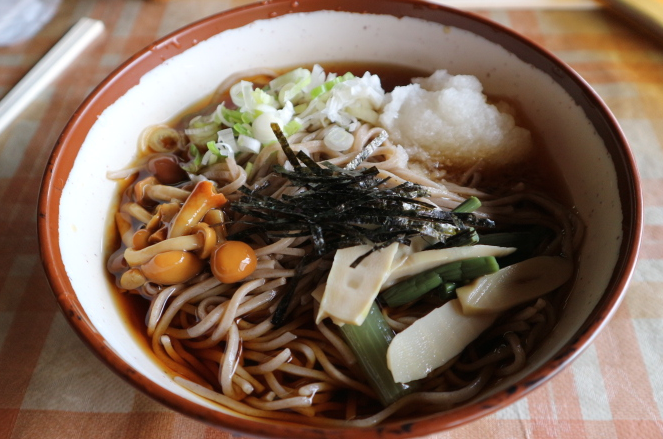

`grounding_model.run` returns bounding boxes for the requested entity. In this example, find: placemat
[0,1,661,438]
